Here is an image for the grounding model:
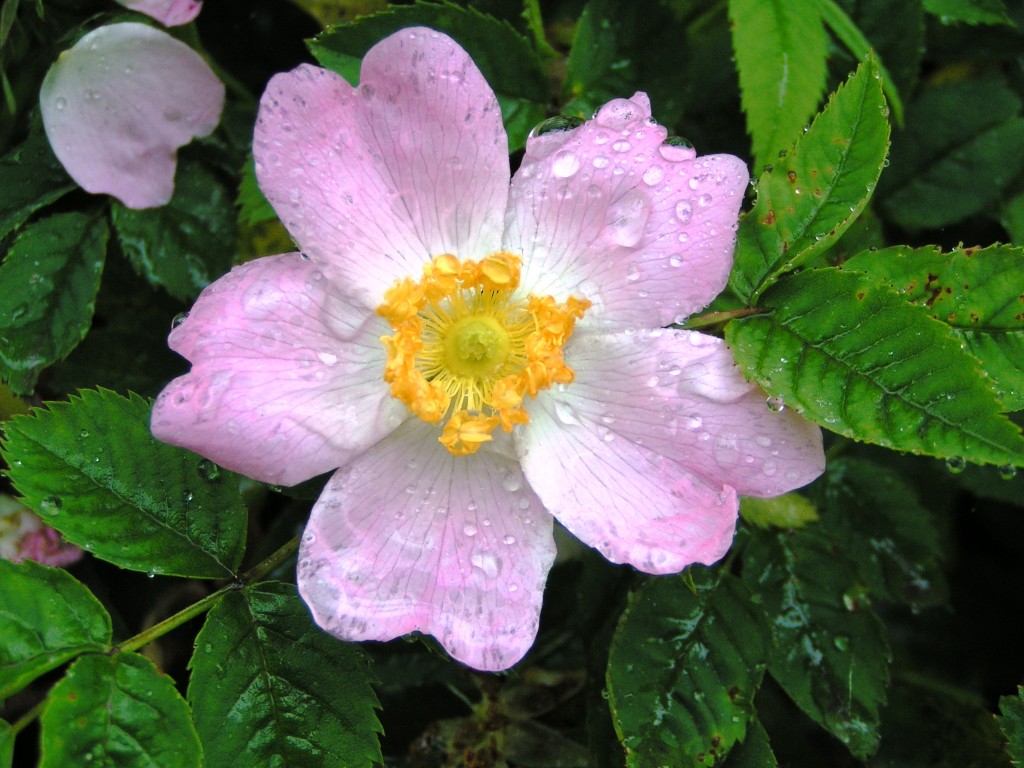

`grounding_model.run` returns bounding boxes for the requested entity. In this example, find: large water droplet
[196,459,221,481]
[642,165,665,185]
[766,396,786,413]
[607,190,650,247]
[552,150,581,178]
[471,550,501,578]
